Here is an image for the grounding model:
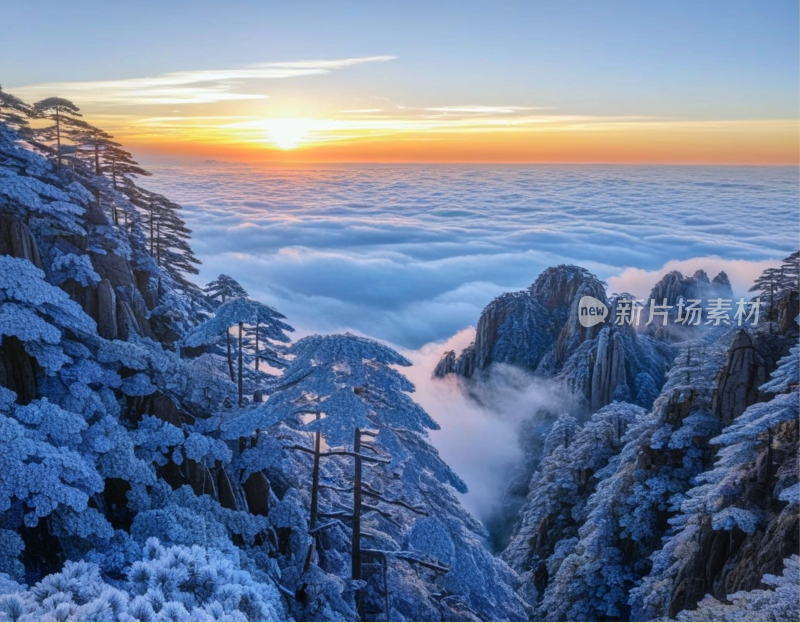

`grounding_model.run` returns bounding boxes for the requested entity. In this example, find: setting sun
[265,118,311,149]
